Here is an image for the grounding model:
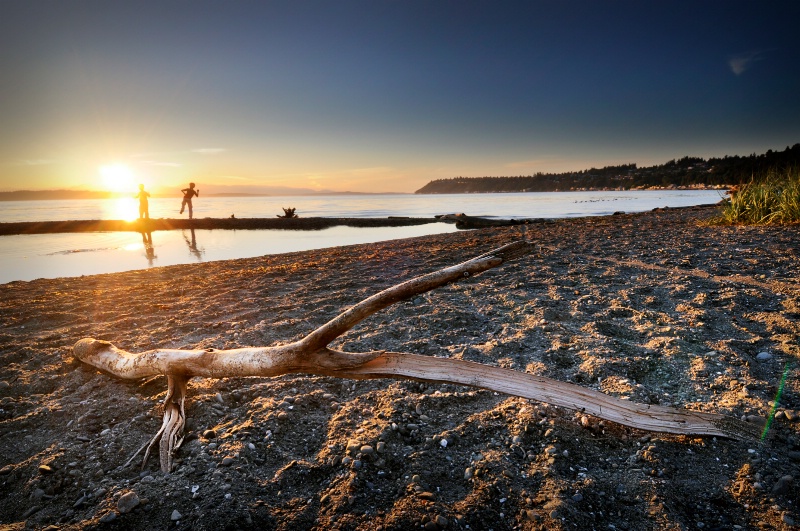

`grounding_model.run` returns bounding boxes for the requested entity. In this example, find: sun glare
[104,198,139,221]
[99,163,135,193]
